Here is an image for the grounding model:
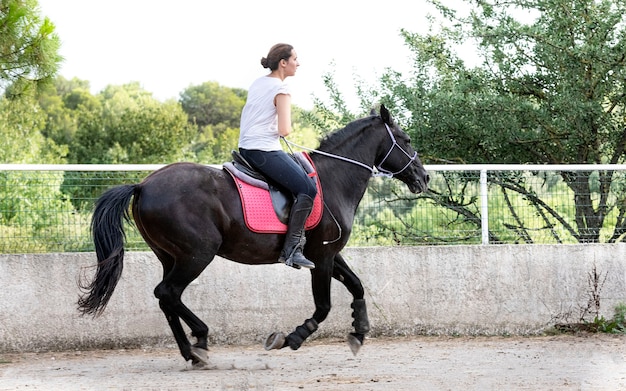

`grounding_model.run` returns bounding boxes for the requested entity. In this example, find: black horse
[78,104,428,367]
